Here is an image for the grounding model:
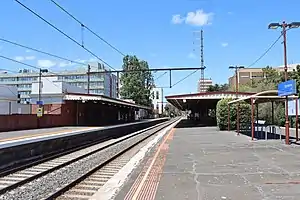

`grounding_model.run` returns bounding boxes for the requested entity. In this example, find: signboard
[36,101,43,105]
[37,108,43,118]
[287,99,300,116]
[278,80,297,96]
